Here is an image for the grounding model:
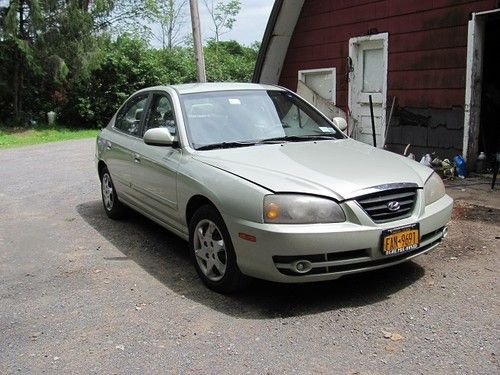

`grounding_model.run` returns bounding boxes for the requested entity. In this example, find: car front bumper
[223,193,453,283]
